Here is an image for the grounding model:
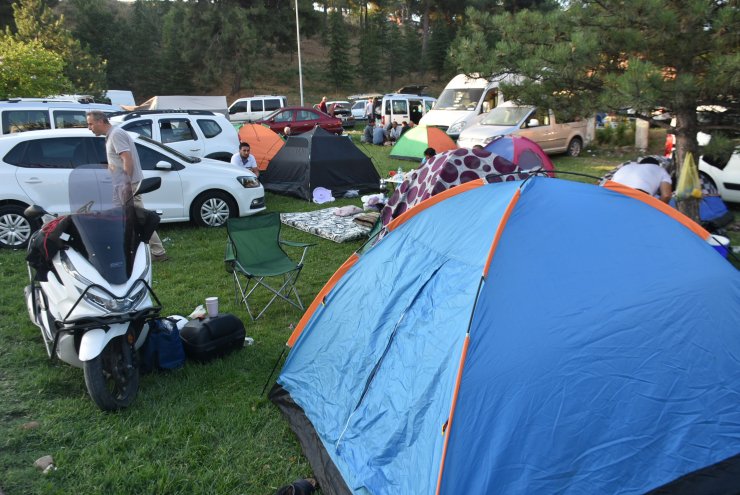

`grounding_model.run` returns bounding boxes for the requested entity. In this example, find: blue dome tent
[271,177,740,494]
